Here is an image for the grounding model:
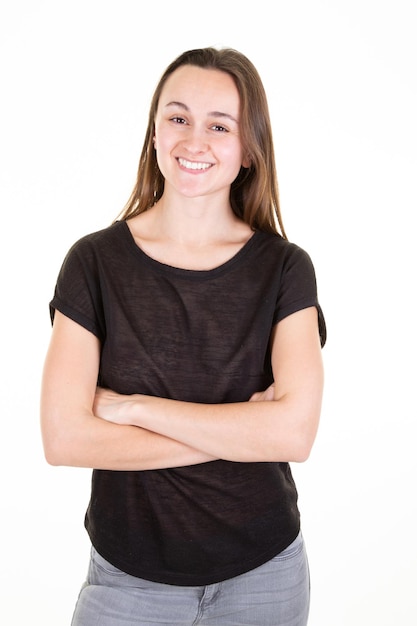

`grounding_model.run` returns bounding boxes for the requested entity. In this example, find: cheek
[153,122,165,152]
[154,128,178,161]
[154,147,169,178]
[223,144,246,176]
[153,131,170,163]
